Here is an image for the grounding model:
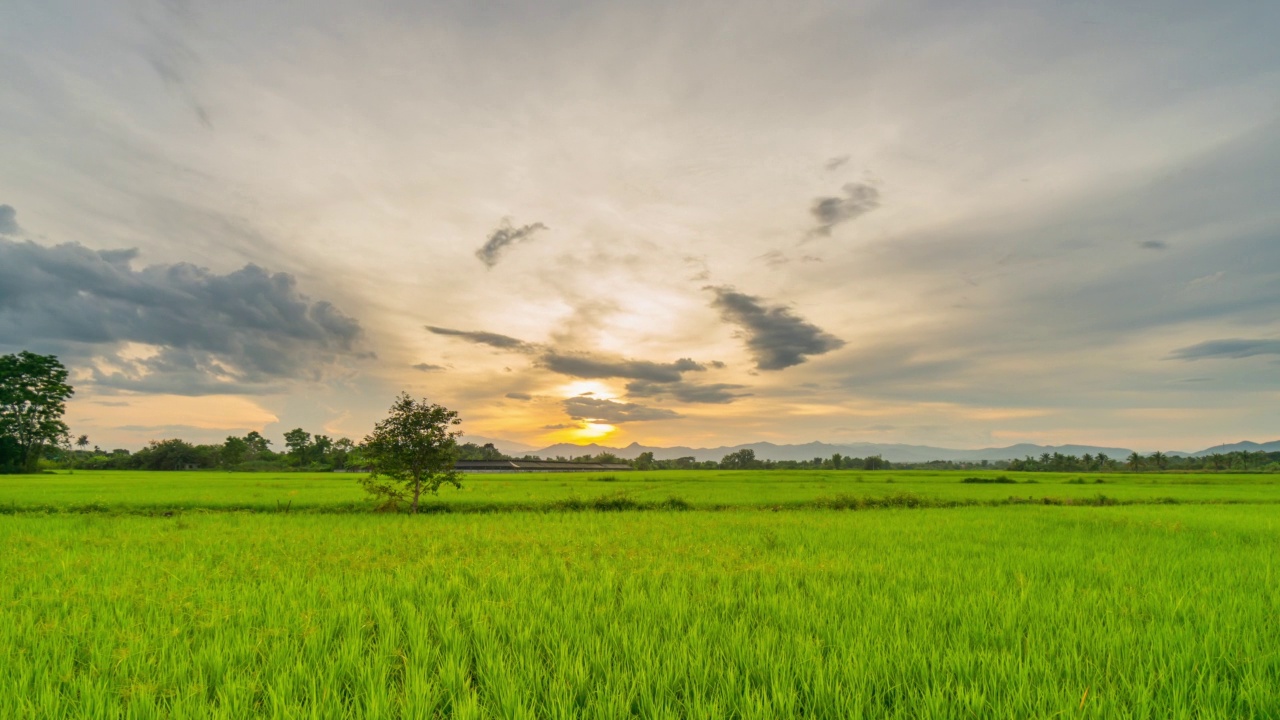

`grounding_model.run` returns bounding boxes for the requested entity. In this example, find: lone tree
[0,352,74,473]
[359,393,463,513]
